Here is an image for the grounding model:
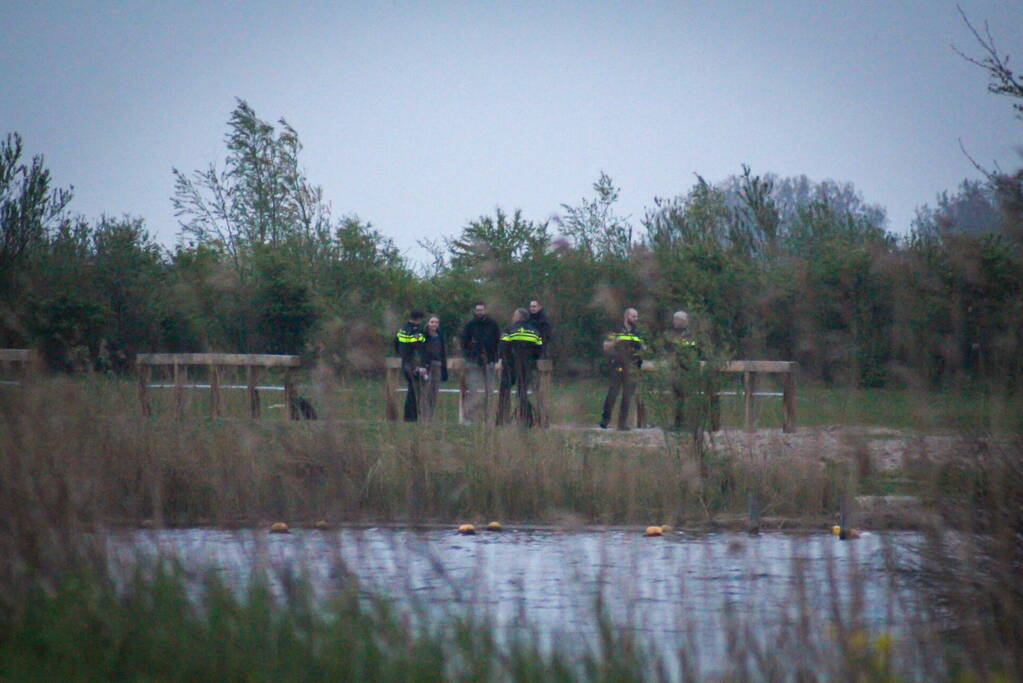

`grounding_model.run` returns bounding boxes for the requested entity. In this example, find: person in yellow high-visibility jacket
[496,308,543,427]
[600,307,645,431]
